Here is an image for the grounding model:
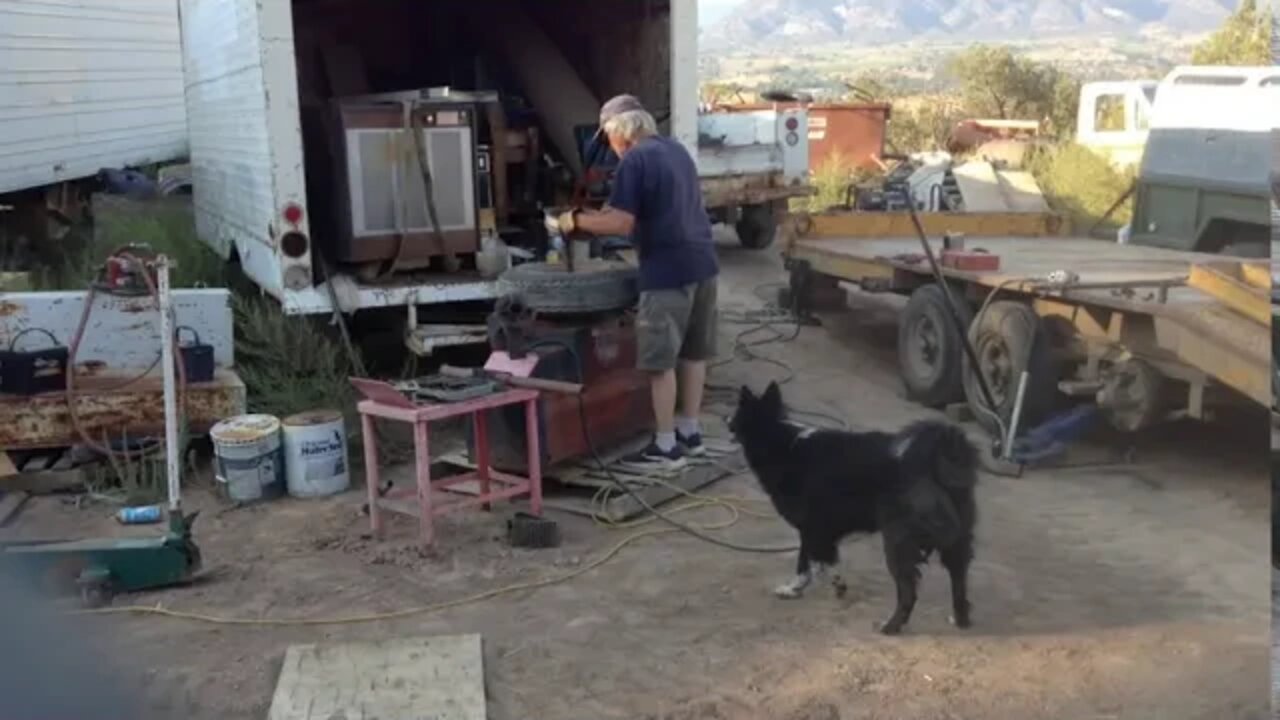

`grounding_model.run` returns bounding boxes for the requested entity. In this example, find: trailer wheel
[898,284,973,408]
[962,301,1058,435]
[735,203,778,249]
